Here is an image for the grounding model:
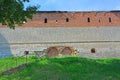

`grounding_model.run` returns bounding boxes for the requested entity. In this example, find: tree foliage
[0,0,38,29]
